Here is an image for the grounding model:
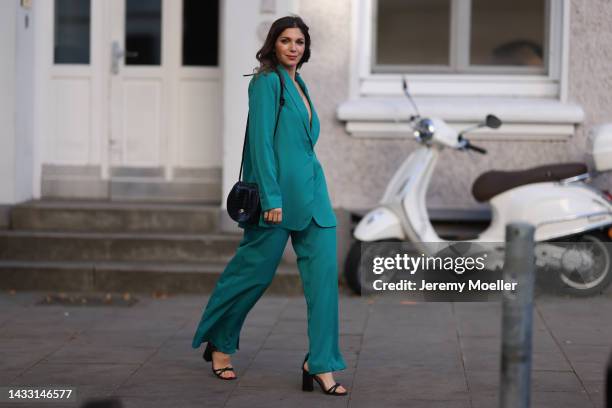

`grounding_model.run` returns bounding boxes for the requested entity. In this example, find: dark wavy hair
[255,16,311,74]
